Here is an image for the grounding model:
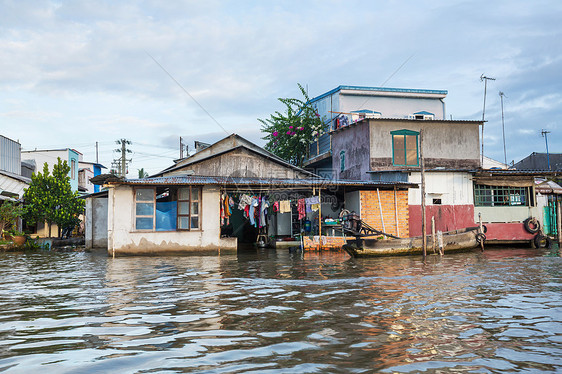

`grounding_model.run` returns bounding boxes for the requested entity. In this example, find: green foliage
[0,201,25,234]
[138,168,148,178]
[23,158,85,237]
[259,83,325,167]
